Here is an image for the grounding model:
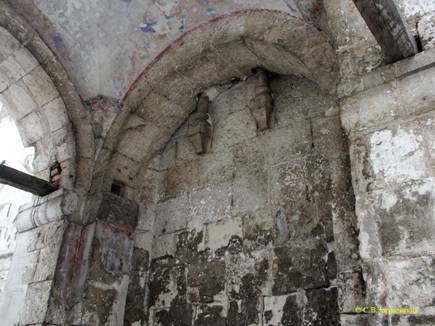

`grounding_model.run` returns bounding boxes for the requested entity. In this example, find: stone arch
[0,26,75,230]
[0,1,96,201]
[82,10,360,326]
[0,4,94,323]
[95,9,338,198]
